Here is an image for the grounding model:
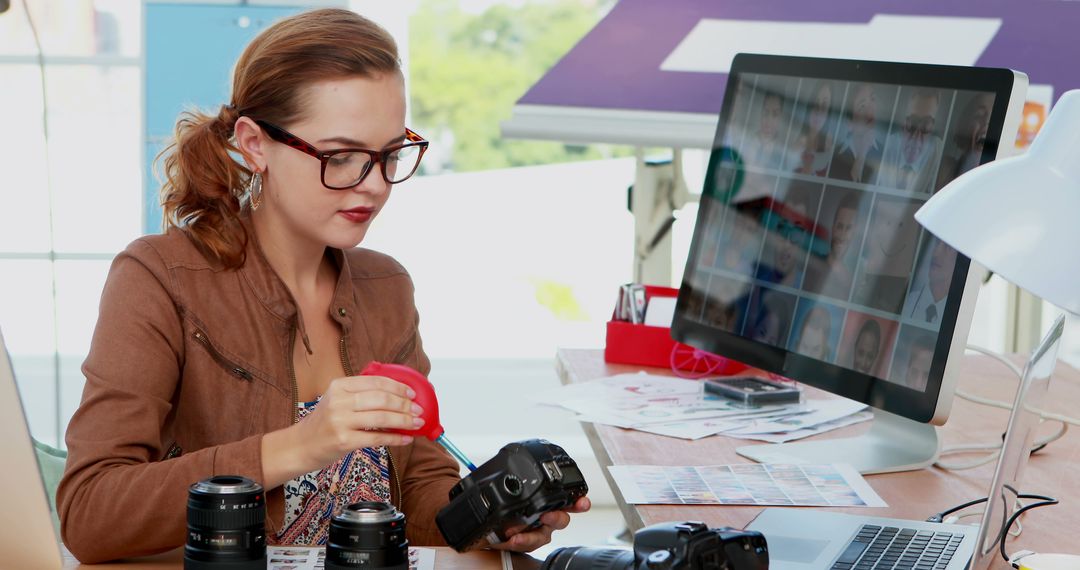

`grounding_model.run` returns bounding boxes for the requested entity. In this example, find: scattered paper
[410,547,436,570]
[559,394,791,427]
[608,463,886,507]
[266,546,435,570]
[723,399,867,435]
[722,411,874,443]
[530,372,704,406]
[537,372,872,443]
[267,547,322,570]
[633,418,740,440]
